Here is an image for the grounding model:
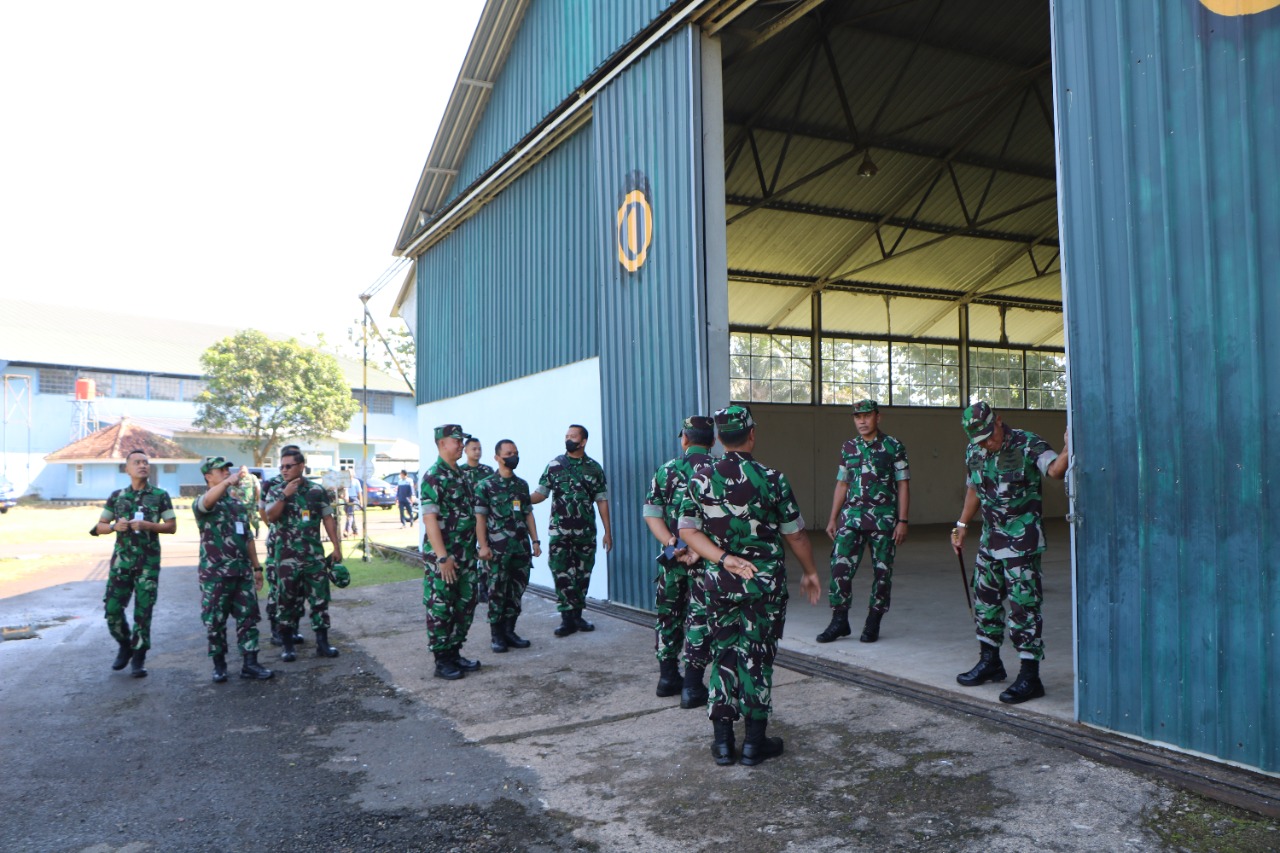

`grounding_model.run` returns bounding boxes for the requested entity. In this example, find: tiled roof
[0,299,410,395]
[44,417,202,463]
